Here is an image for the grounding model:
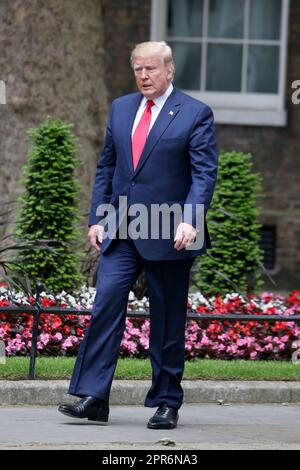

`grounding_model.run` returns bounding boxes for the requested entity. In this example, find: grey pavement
[0,404,300,450]
[1,379,300,450]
